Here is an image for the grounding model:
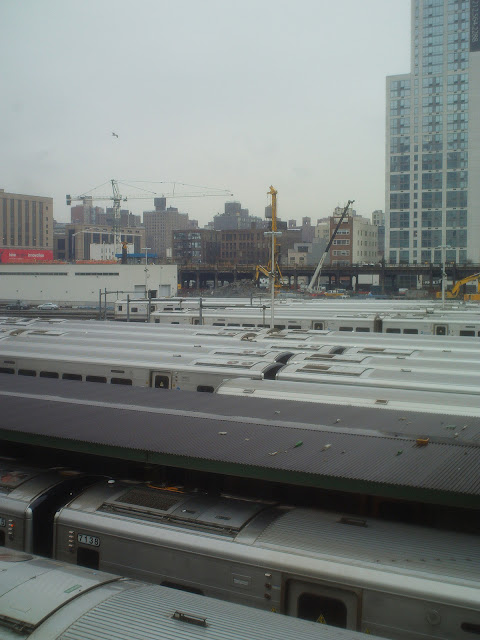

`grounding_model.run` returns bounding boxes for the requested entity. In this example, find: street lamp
[141,247,150,298]
[435,244,452,309]
[264,231,282,328]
